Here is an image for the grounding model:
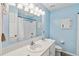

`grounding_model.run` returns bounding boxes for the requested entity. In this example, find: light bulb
[34,12,37,15]
[30,10,34,14]
[29,3,34,9]
[37,11,41,16]
[39,9,43,15]
[17,4,23,9]
[24,6,29,12]
[35,7,39,12]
